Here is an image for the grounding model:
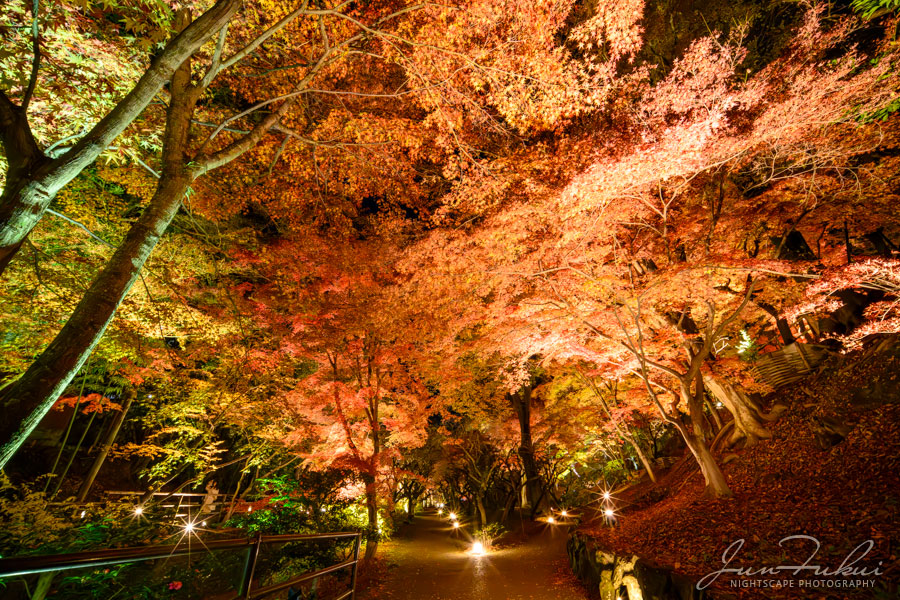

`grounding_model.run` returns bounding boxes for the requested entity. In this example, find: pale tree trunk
[704,396,723,431]
[637,368,732,497]
[75,388,136,502]
[704,375,776,447]
[630,435,657,483]
[679,374,732,497]
[689,370,713,441]
[678,421,732,498]
[0,26,197,468]
[0,0,240,275]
